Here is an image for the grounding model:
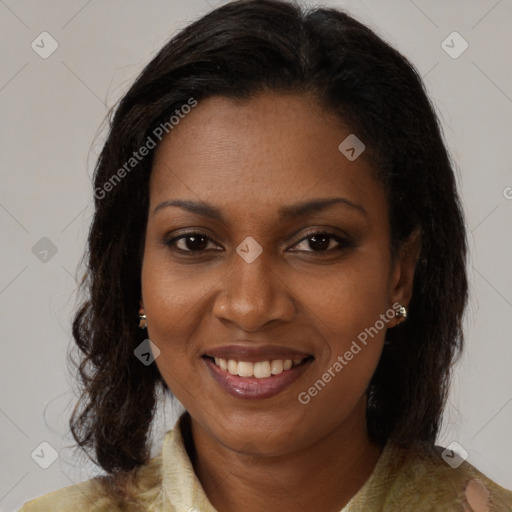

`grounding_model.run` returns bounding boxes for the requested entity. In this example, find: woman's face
[141,92,417,455]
